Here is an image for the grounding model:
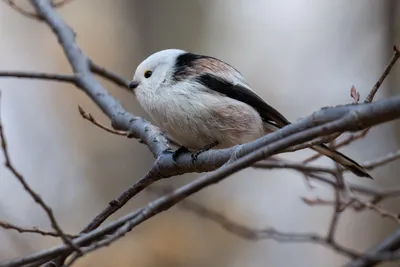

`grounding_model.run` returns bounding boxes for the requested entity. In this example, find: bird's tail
[311,144,371,178]
[262,122,371,178]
